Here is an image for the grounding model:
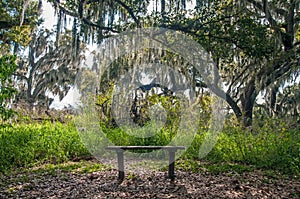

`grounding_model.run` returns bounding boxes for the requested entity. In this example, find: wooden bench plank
[106,146,185,150]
